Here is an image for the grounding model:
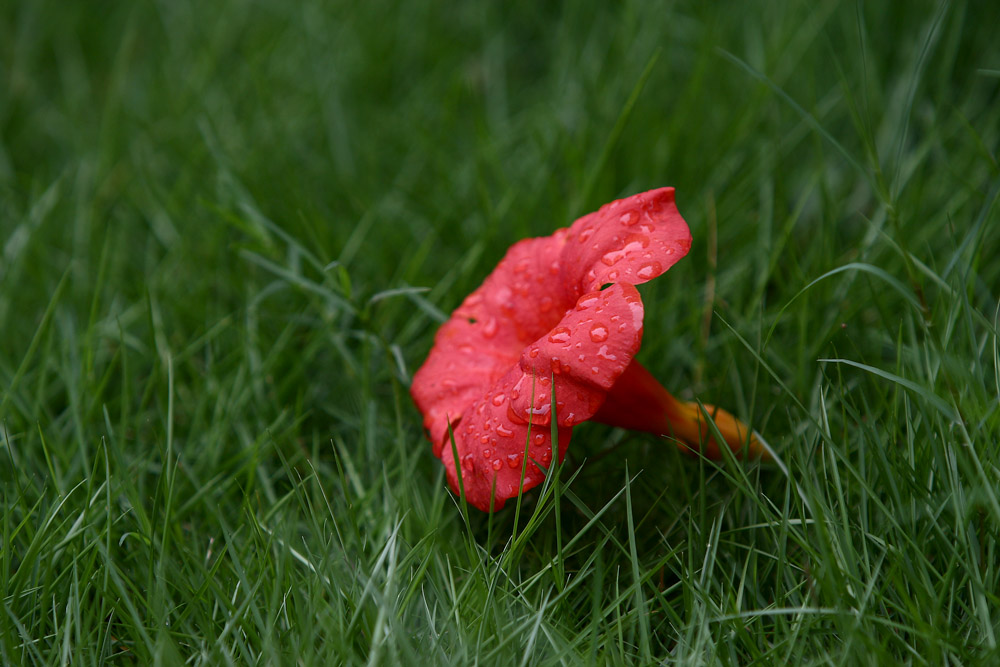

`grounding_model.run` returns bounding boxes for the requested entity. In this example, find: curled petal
[511,284,644,427]
[562,187,691,295]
